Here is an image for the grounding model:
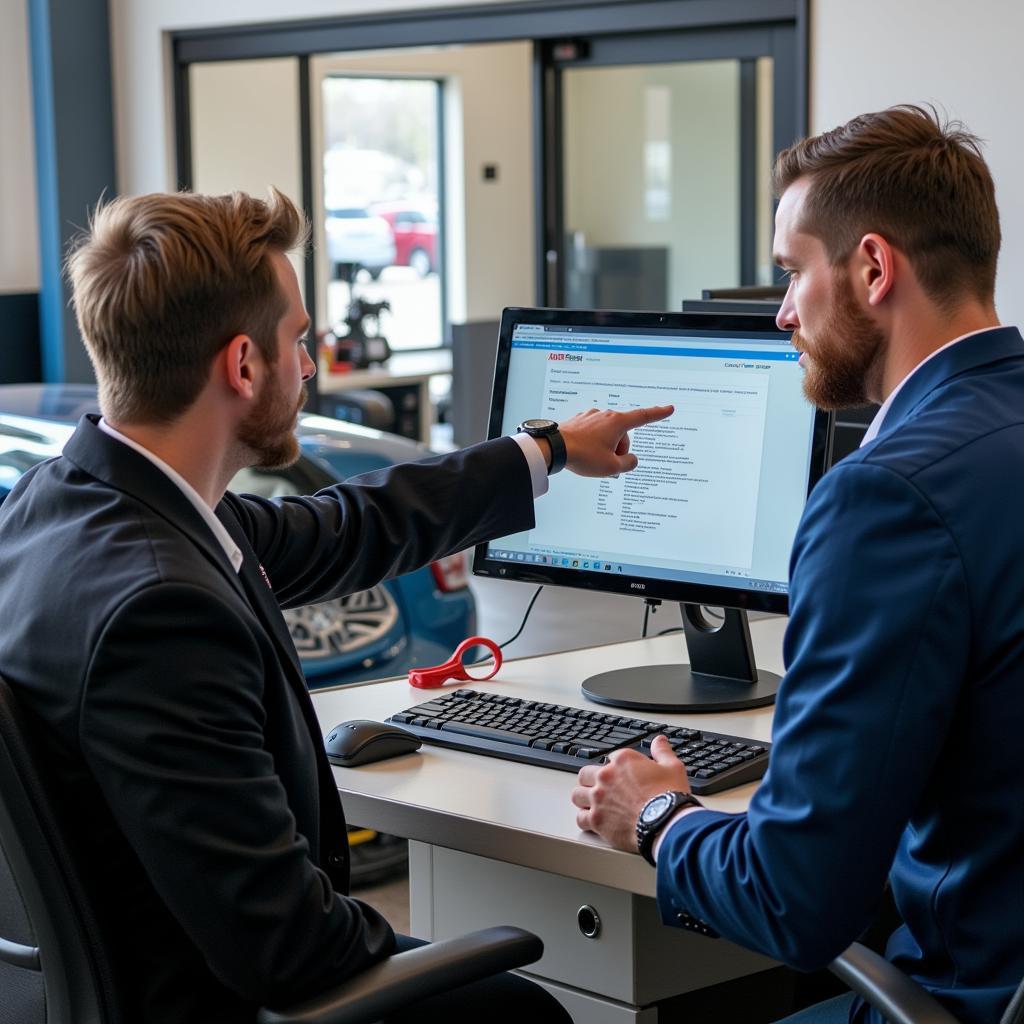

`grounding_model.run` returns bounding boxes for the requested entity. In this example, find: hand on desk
[560,405,674,477]
[572,735,691,852]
